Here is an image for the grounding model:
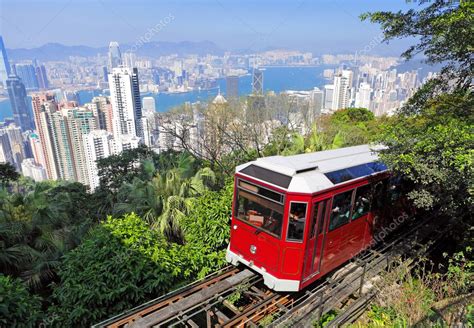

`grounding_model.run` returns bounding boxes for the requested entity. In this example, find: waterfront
[0,66,330,121]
